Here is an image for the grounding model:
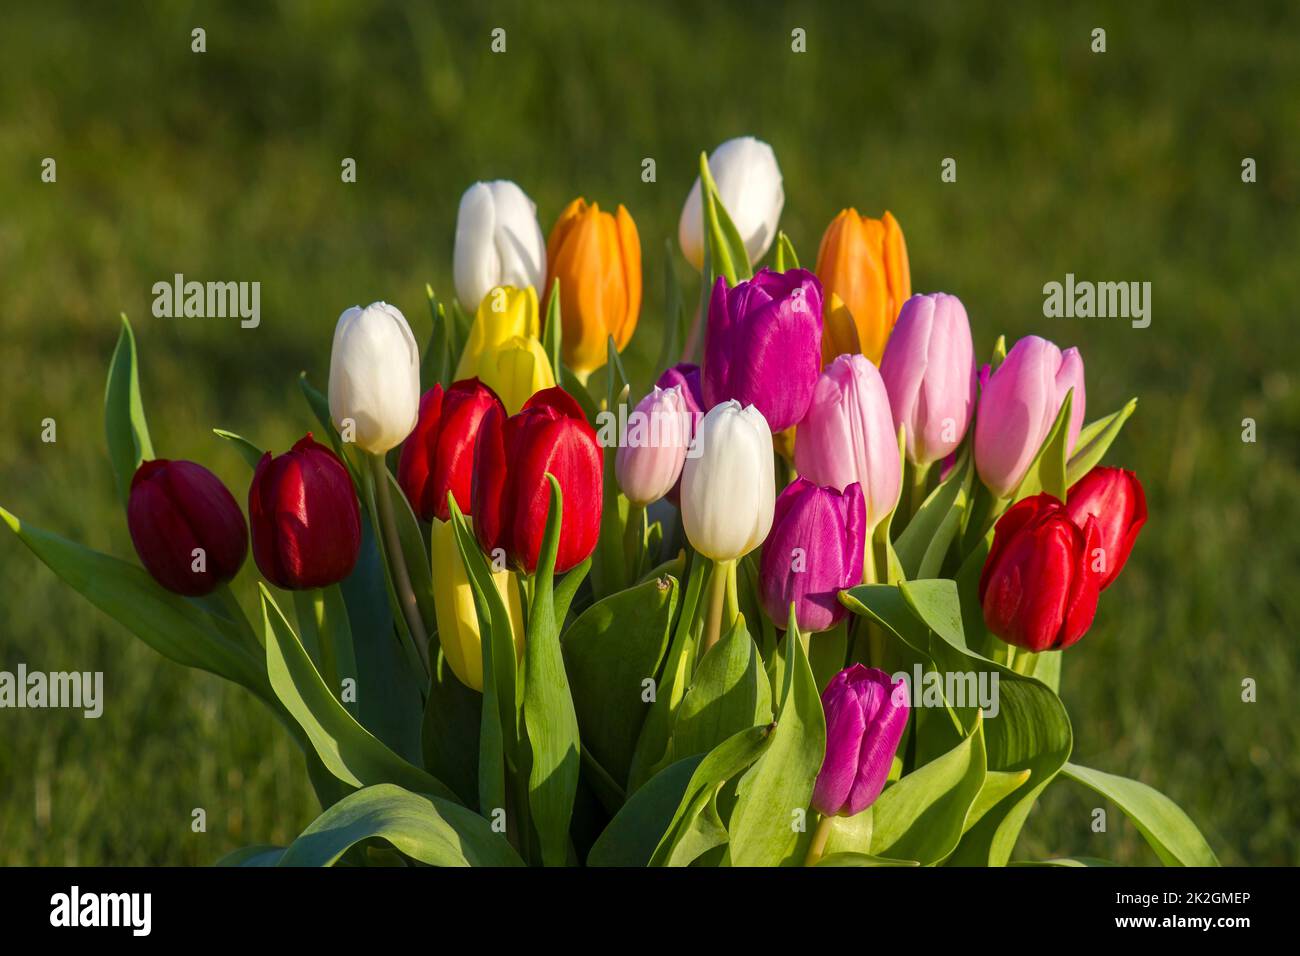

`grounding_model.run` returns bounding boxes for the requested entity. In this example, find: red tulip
[472,386,602,574]
[127,459,248,596]
[397,379,505,522]
[1065,466,1147,590]
[978,493,1102,652]
[249,434,361,590]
